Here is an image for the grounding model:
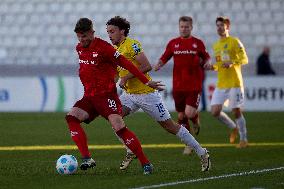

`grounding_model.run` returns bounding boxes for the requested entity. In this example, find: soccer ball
[56,154,78,175]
